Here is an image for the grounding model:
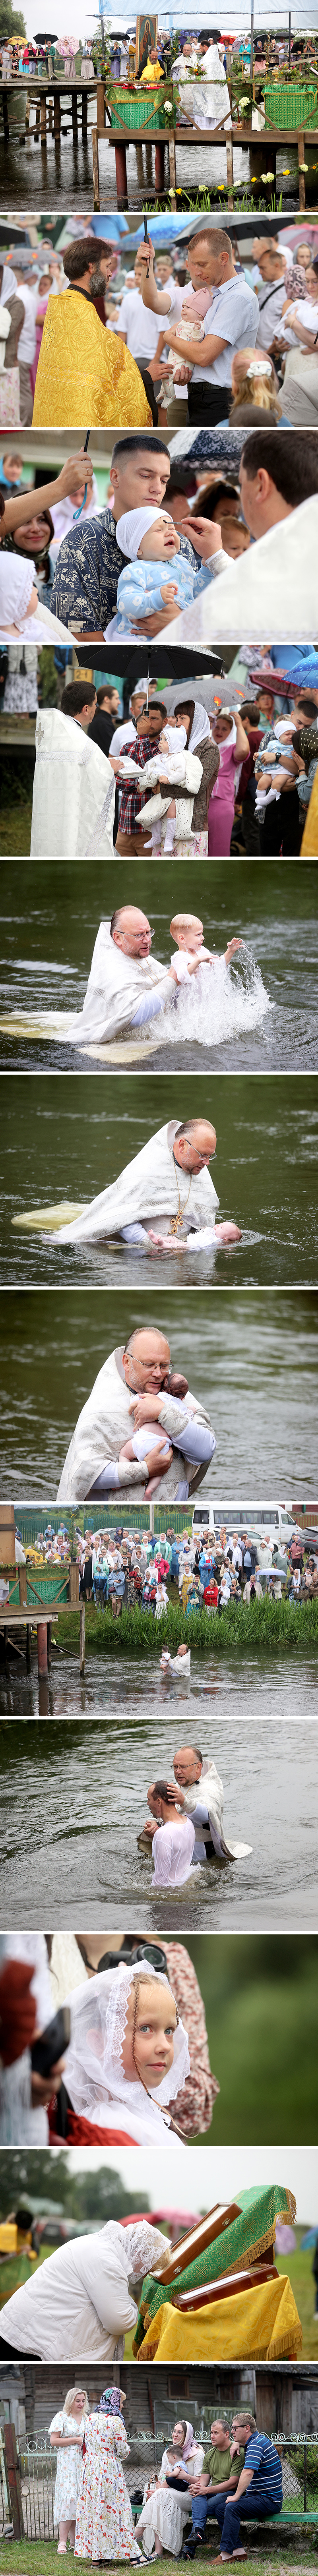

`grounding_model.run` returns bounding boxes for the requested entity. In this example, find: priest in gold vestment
[32,234,152,430]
